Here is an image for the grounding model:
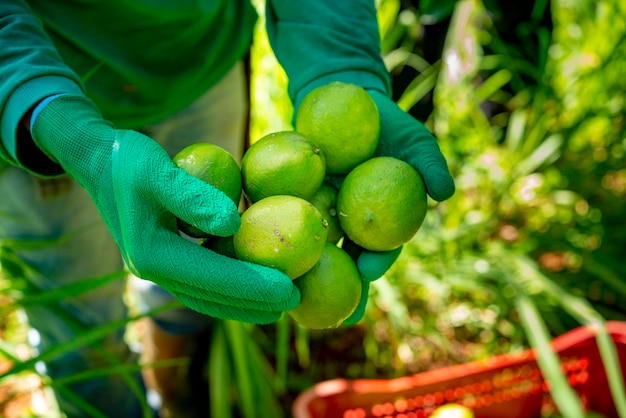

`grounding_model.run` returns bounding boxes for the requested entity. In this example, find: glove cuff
[29,94,68,133]
[30,94,115,179]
